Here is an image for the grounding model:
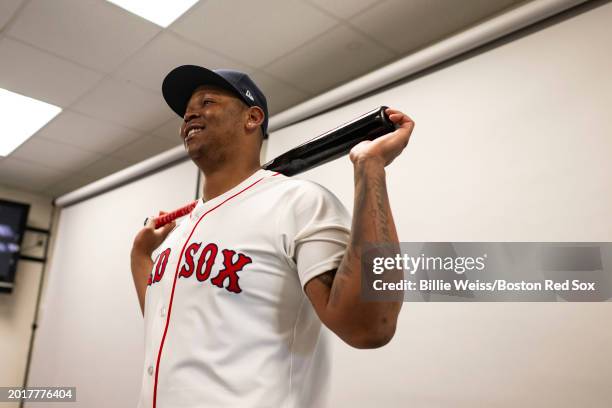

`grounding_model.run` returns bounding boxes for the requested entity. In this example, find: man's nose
[184,111,200,123]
